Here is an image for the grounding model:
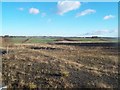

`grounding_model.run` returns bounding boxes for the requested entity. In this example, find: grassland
[1,36,119,89]
[10,37,118,44]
